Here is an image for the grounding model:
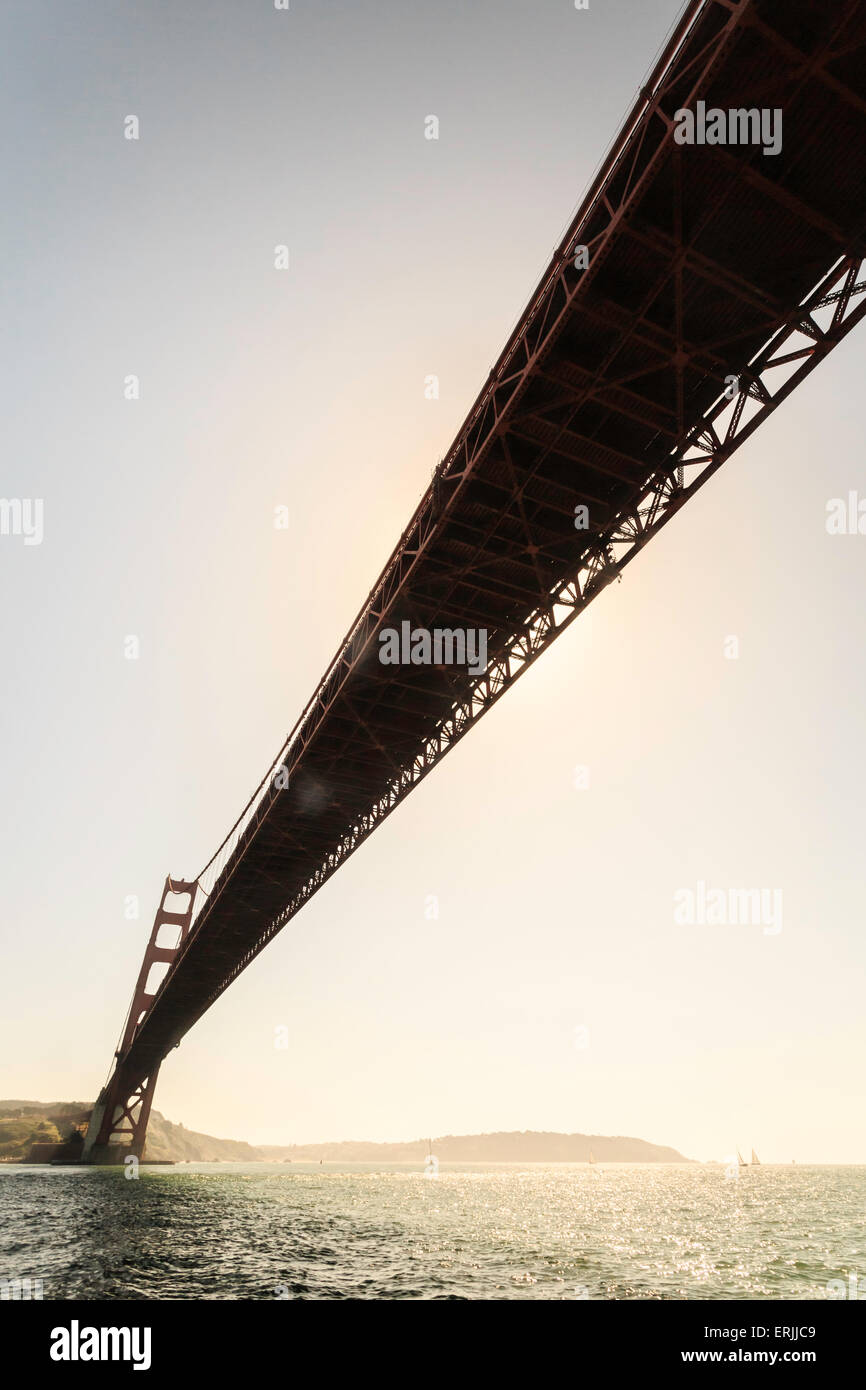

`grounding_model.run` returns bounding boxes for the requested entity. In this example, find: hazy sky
[2,0,864,1163]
